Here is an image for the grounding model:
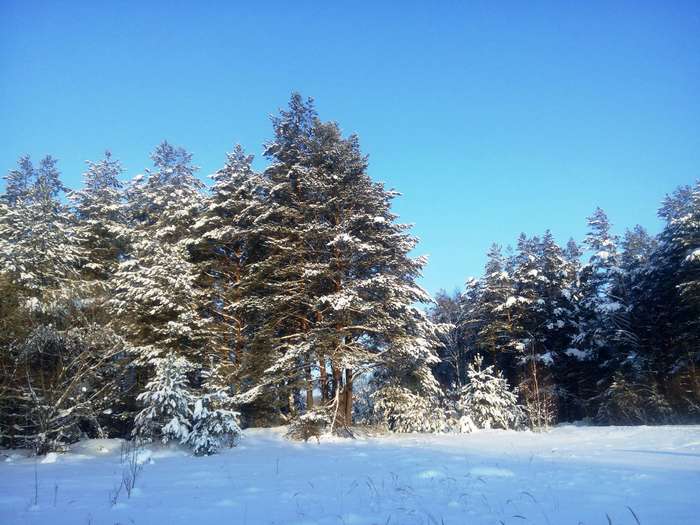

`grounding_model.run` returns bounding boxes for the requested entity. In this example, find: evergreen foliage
[188,393,242,455]
[456,355,524,431]
[134,353,192,444]
[373,384,446,433]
